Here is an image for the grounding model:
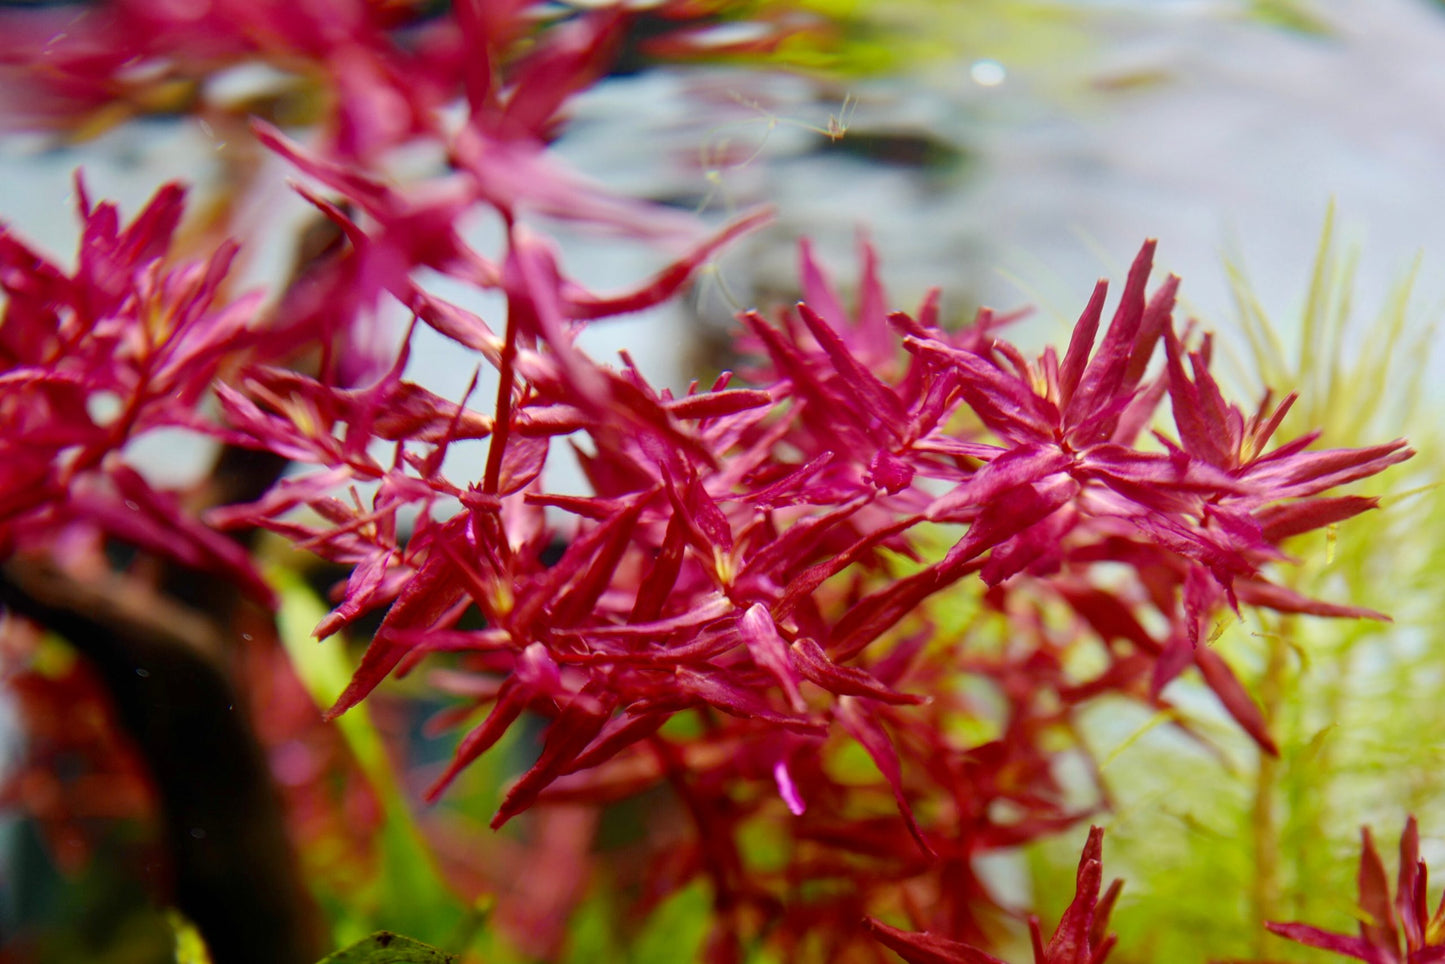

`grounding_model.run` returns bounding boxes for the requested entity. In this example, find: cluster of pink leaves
[0,0,447,152]
[867,826,1122,964]
[252,218,1407,819]
[0,1,1416,961]
[199,208,1408,953]
[0,178,276,601]
[1269,816,1445,964]
[0,0,765,604]
[0,0,813,156]
[866,817,1445,964]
